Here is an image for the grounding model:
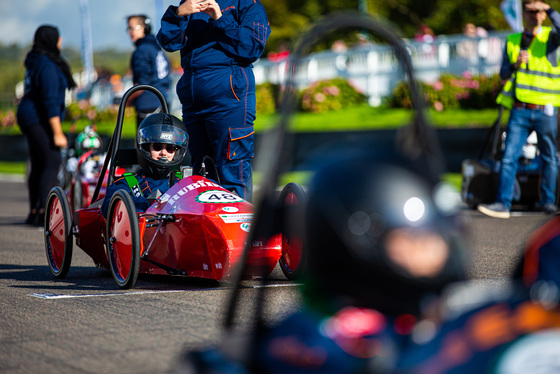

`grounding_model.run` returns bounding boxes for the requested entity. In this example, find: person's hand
[515,50,530,69]
[201,0,222,20]
[54,132,68,148]
[176,0,210,16]
[525,1,550,12]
